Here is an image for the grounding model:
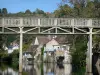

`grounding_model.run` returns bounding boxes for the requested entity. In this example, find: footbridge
[0,17,100,73]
